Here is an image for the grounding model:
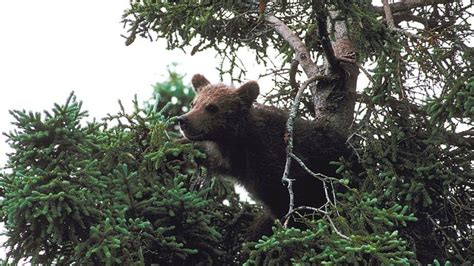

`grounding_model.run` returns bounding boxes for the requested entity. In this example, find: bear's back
[226,105,347,217]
